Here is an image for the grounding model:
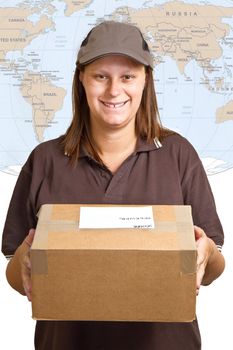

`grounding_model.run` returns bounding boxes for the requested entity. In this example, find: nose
[107,78,121,97]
